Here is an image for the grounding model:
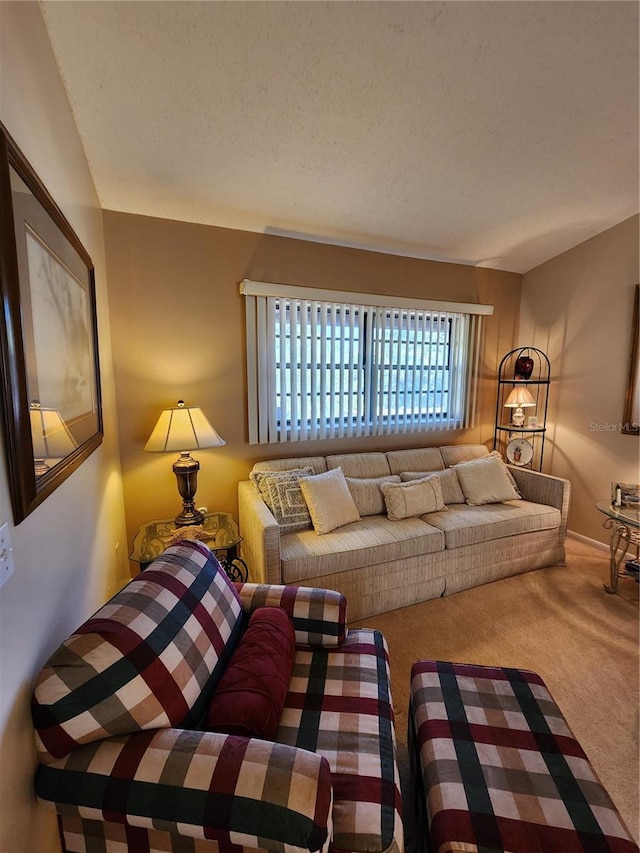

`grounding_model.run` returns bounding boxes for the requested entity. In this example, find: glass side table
[130,510,248,582]
[596,501,640,594]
